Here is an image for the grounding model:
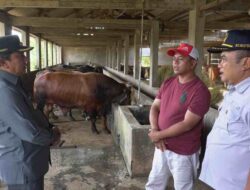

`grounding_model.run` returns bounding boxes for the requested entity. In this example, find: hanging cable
[137,0,144,106]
